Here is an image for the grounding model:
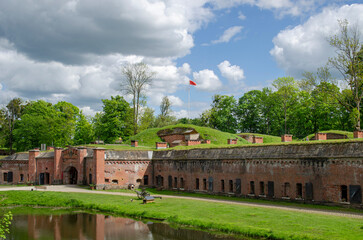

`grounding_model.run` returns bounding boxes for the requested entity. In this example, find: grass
[0,155,8,159]
[0,191,362,240]
[106,188,363,213]
[82,124,250,150]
